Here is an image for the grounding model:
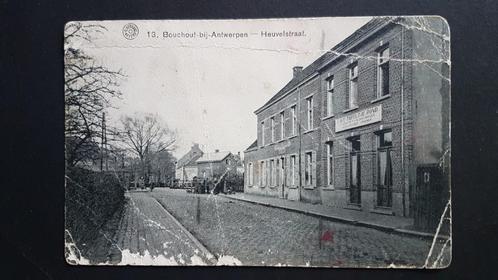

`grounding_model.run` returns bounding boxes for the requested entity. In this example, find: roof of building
[245,139,258,151]
[254,17,393,114]
[176,144,203,168]
[196,151,232,164]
